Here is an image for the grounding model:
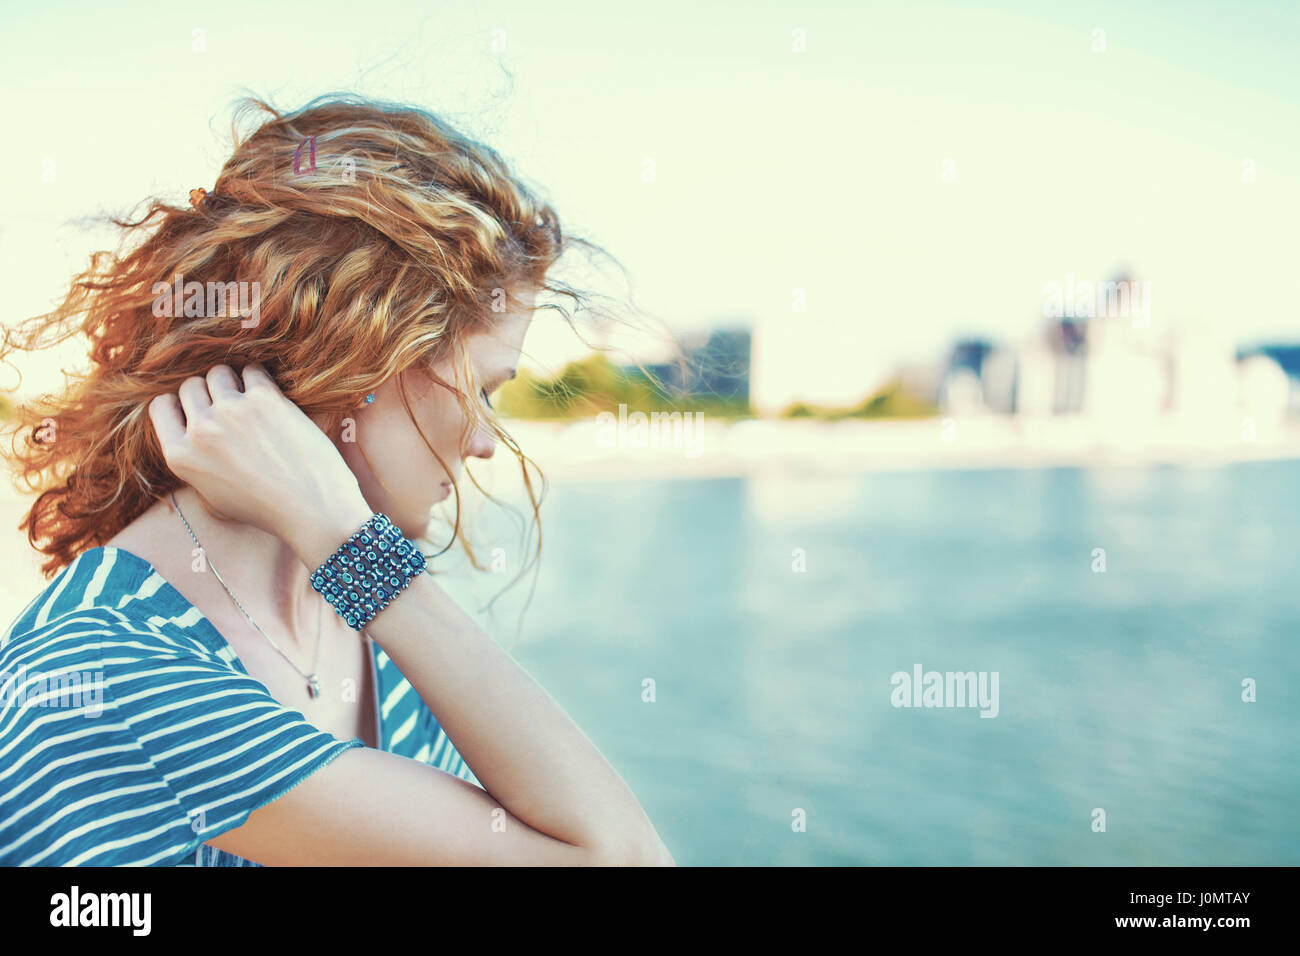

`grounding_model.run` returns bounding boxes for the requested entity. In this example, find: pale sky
[2,0,1297,400]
